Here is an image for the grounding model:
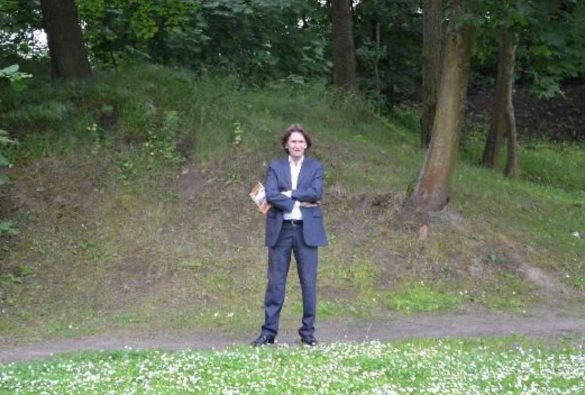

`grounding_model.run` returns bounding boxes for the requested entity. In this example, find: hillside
[0,65,584,346]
